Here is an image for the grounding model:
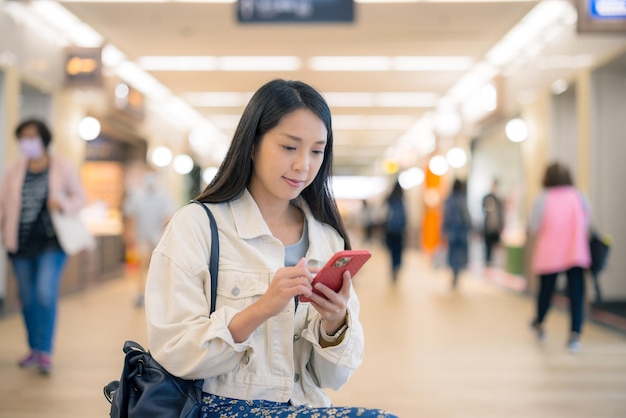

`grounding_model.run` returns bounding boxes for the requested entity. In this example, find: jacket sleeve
[145,205,251,380]
[311,291,364,390]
